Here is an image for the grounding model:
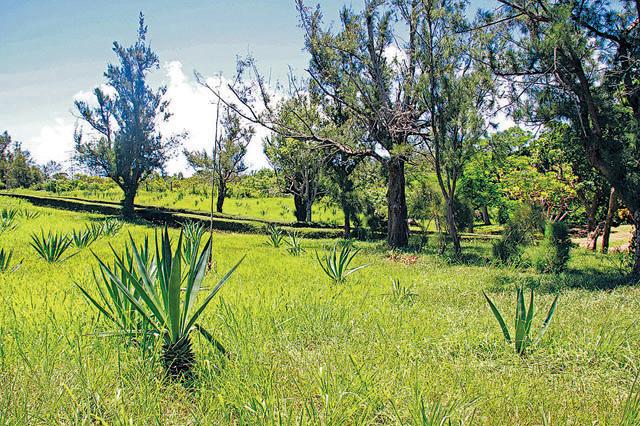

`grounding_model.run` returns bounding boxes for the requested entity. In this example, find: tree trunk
[586,190,600,233]
[445,196,461,256]
[293,194,306,222]
[633,210,640,277]
[122,185,137,218]
[601,187,616,254]
[216,182,226,213]
[343,204,351,238]
[386,158,409,249]
[305,198,313,223]
[481,205,491,225]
